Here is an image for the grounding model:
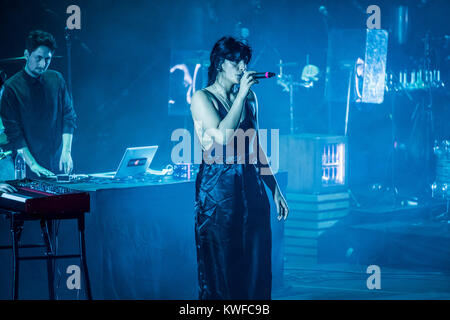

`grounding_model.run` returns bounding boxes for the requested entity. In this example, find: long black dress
[194,89,272,300]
